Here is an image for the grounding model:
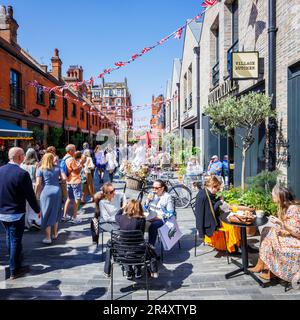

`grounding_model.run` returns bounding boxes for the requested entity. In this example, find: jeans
[2,215,25,276]
[148,220,164,246]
